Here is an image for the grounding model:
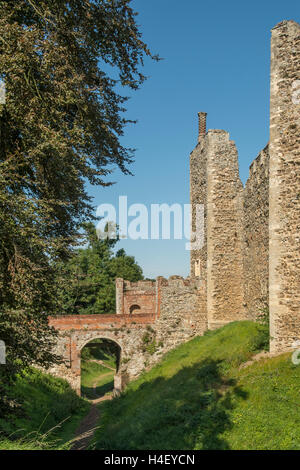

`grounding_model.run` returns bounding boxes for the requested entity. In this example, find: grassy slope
[94,321,300,450]
[0,368,90,450]
[81,361,114,399]
[81,342,117,368]
[81,342,116,399]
